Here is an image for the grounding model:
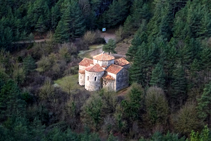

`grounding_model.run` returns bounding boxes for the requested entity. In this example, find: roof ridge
[85,64,104,72]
